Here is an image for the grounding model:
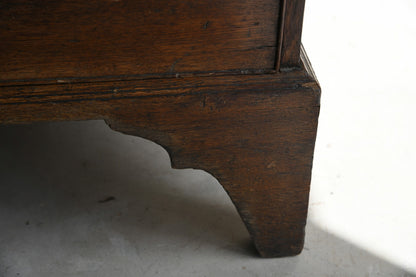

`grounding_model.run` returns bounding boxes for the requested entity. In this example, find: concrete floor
[1,0,416,276]
[0,121,413,277]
